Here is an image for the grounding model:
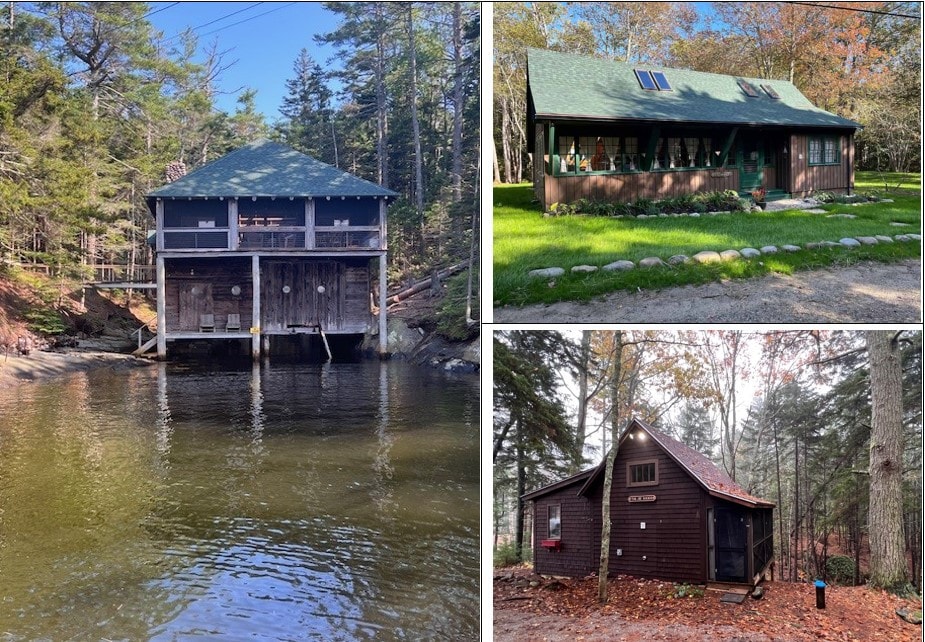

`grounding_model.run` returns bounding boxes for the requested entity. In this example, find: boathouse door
[178,282,214,331]
[261,260,345,333]
[712,506,749,583]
